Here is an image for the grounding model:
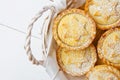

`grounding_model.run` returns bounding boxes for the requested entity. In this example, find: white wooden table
[0,0,50,80]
